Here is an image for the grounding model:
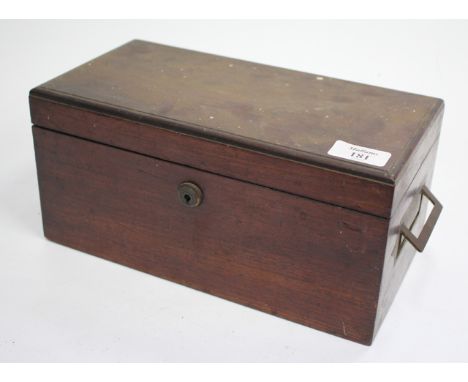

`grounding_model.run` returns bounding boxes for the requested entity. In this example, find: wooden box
[29,40,444,345]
